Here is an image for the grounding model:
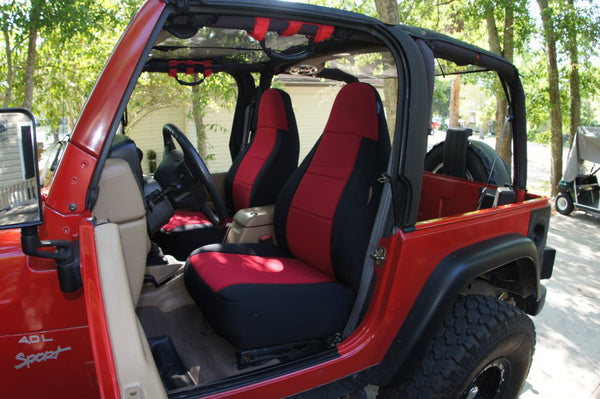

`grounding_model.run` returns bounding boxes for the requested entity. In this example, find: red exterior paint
[0,326,99,398]
[45,145,97,216]
[0,1,166,397]
[0,220,96,399]
[419,172,489,220]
